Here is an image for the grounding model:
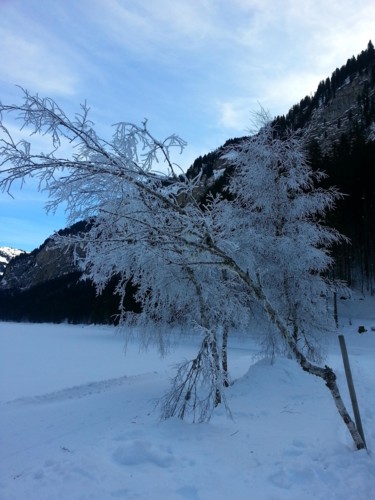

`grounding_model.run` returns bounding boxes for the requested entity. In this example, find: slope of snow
[0,246,26,276]
[0,295,374,499]
[0,246,25,258]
